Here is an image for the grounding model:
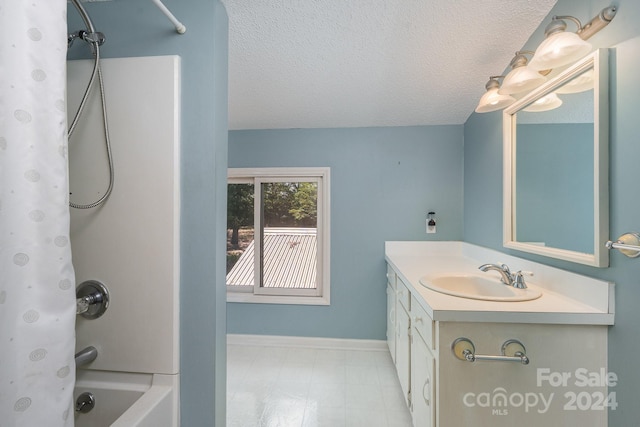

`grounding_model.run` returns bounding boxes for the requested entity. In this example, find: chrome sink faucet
[478,263,531,289]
